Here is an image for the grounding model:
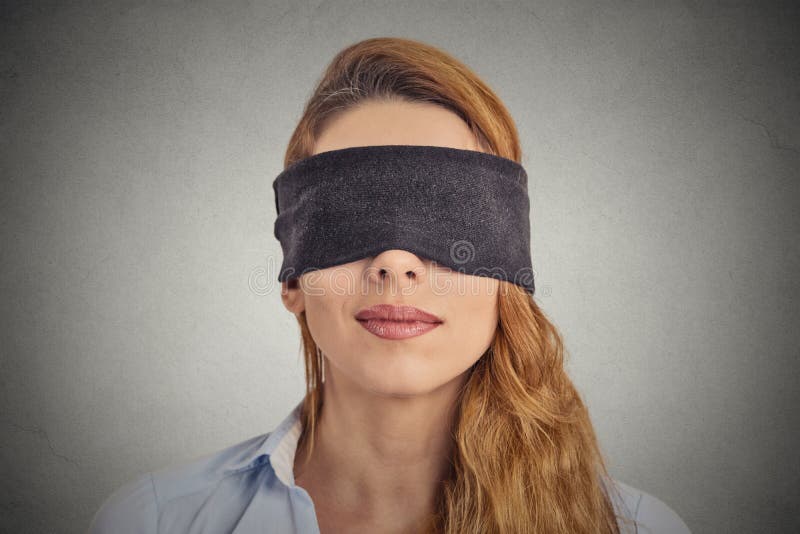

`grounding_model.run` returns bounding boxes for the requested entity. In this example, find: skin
[281,99,500,533]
